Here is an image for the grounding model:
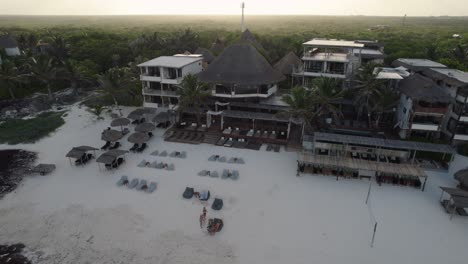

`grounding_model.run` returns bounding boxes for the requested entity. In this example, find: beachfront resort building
[293,39,367,88]
[138,54,204,109]
[0,35,21,57]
